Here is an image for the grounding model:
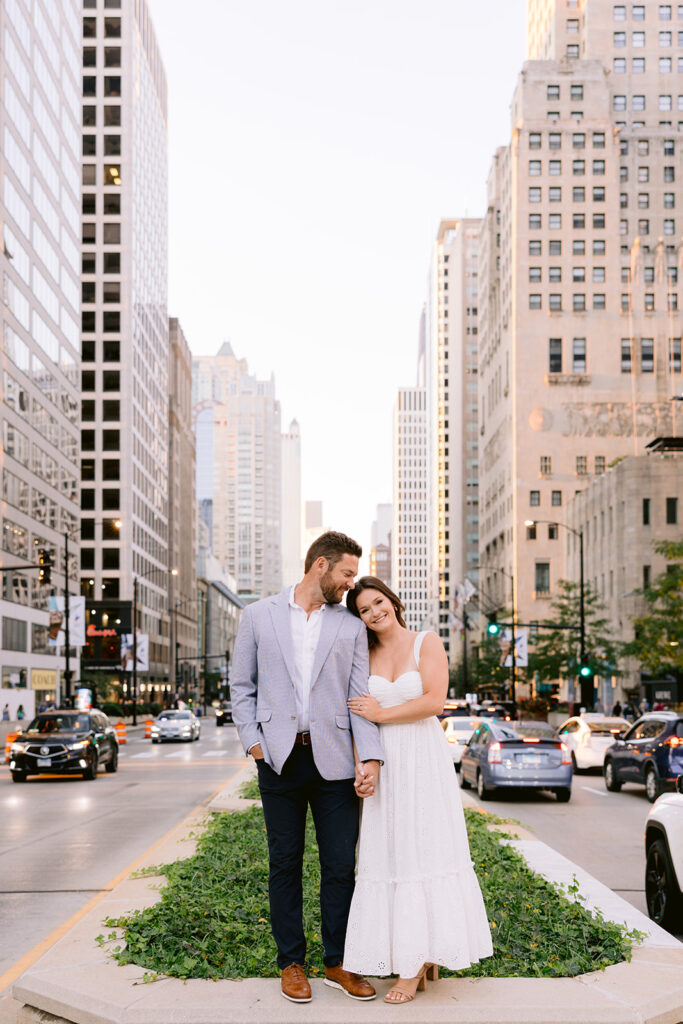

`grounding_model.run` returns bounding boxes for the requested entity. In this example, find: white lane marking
[130,751,156,759]
[582,786,608,797]
[164,750,191,758]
